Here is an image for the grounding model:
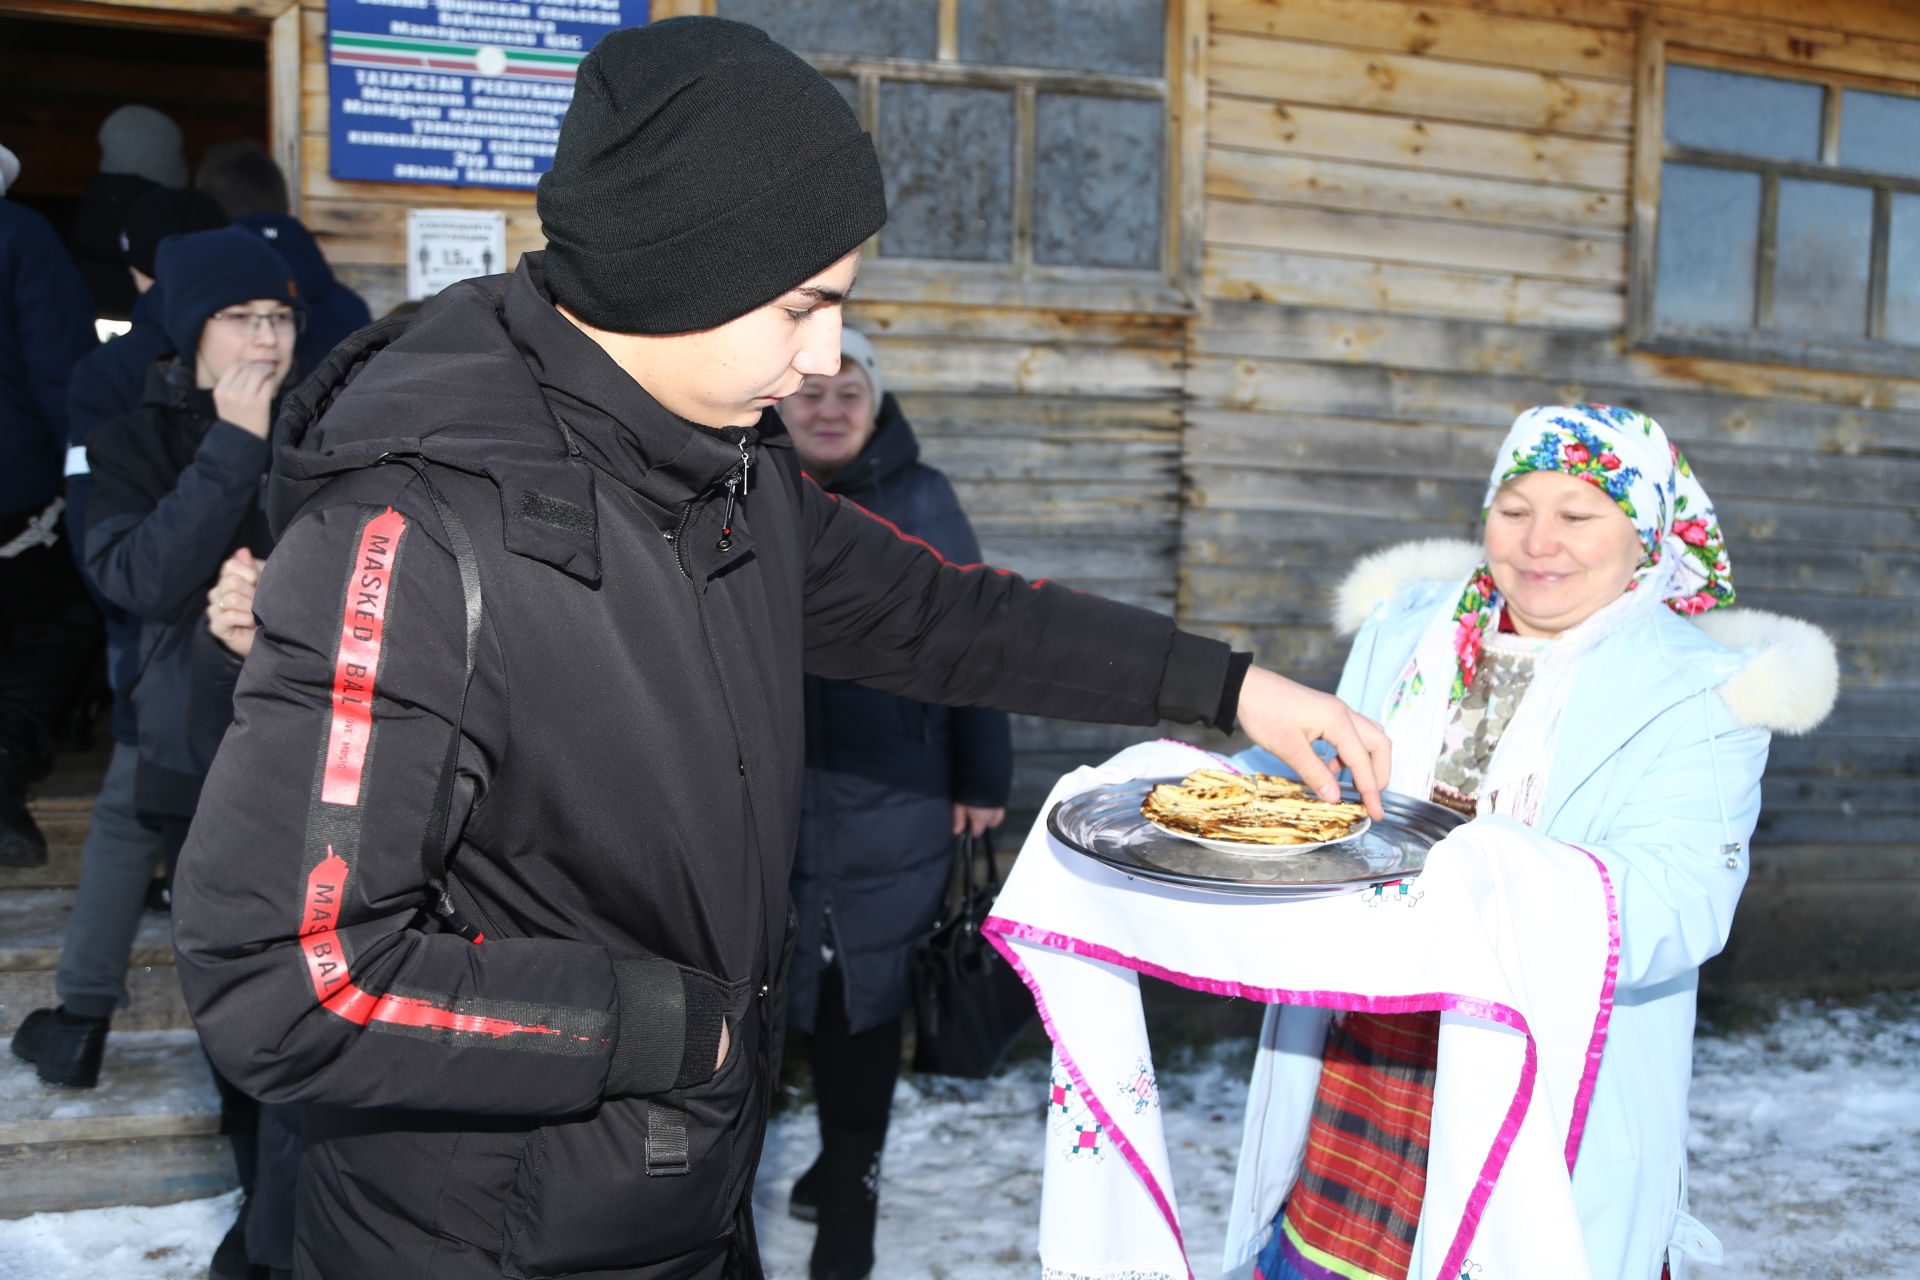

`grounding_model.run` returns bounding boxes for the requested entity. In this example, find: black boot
[0,786,47,868]
[789,1153,823,1222]
[807,1133,882,1280]
[10,1006,108,1088]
